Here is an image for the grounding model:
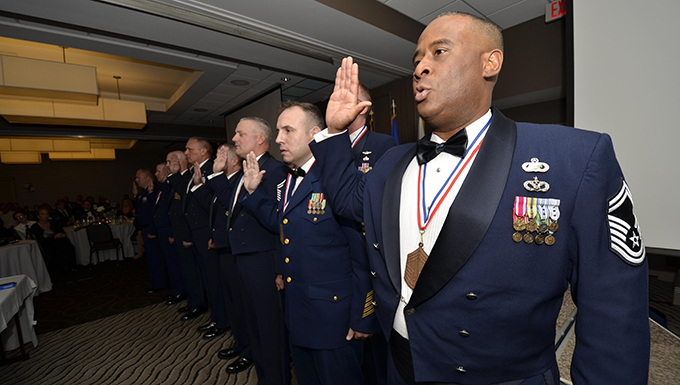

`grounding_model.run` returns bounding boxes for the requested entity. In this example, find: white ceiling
[0,0,552,138]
